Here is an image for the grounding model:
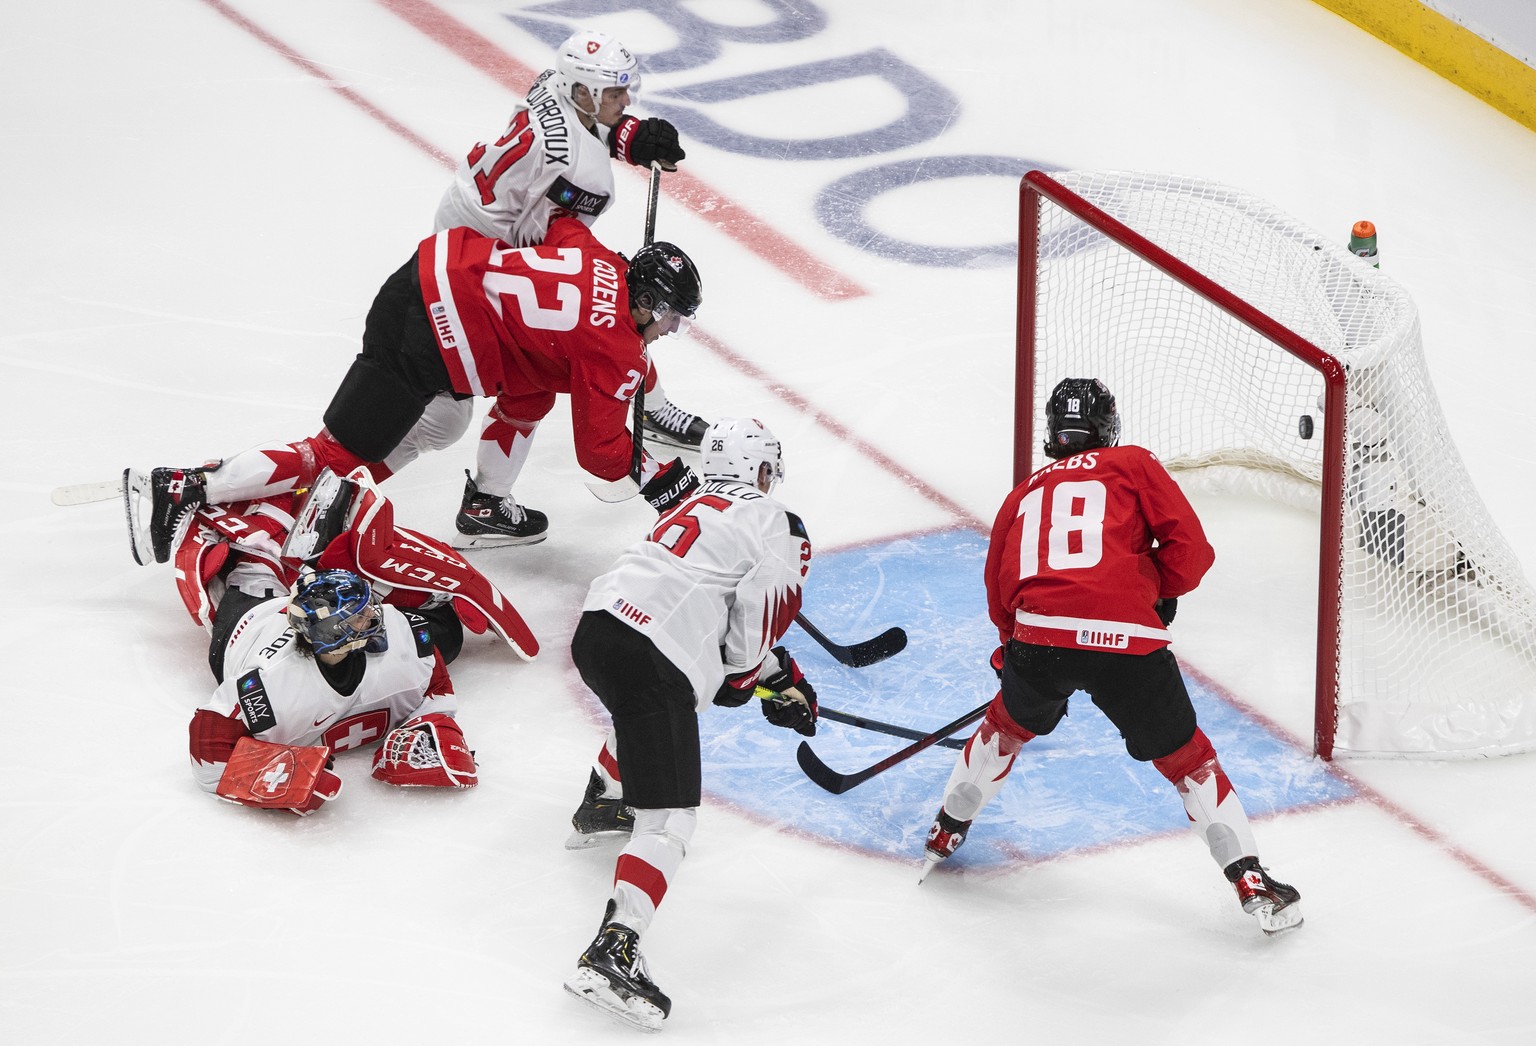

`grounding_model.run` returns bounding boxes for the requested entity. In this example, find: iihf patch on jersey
[544,175,608,216]
[610,597,652,628]
[1077,628,1130,650]
[235,669,278,734]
